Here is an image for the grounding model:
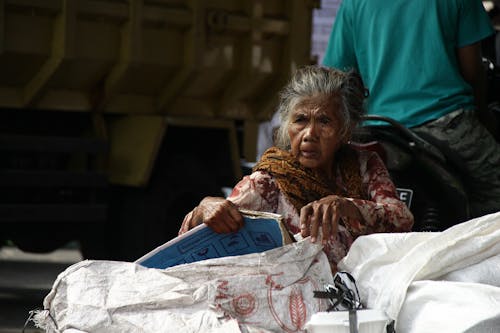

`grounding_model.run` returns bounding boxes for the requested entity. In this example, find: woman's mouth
[300,150,318,158]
